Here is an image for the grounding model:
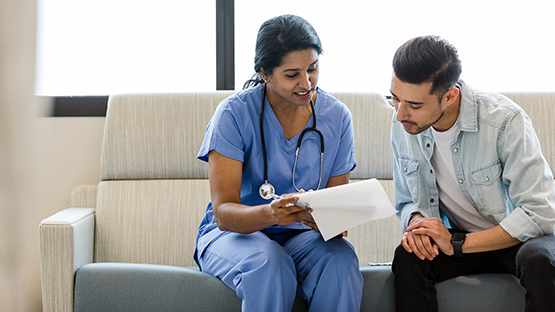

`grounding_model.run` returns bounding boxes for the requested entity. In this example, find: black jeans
[392,234,555,312]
